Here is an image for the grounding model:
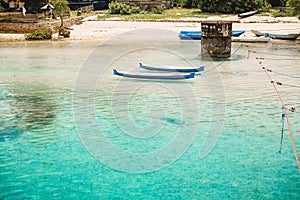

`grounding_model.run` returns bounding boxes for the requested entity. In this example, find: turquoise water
[0,29,300,199]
